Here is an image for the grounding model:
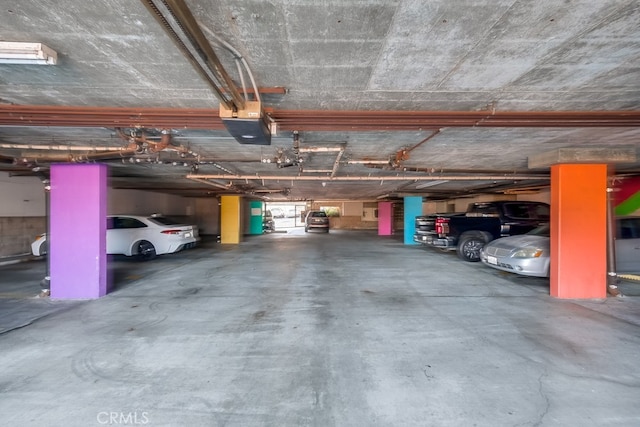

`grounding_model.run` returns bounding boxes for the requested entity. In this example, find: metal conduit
[186,174,549,182]
[1,105,639,130]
